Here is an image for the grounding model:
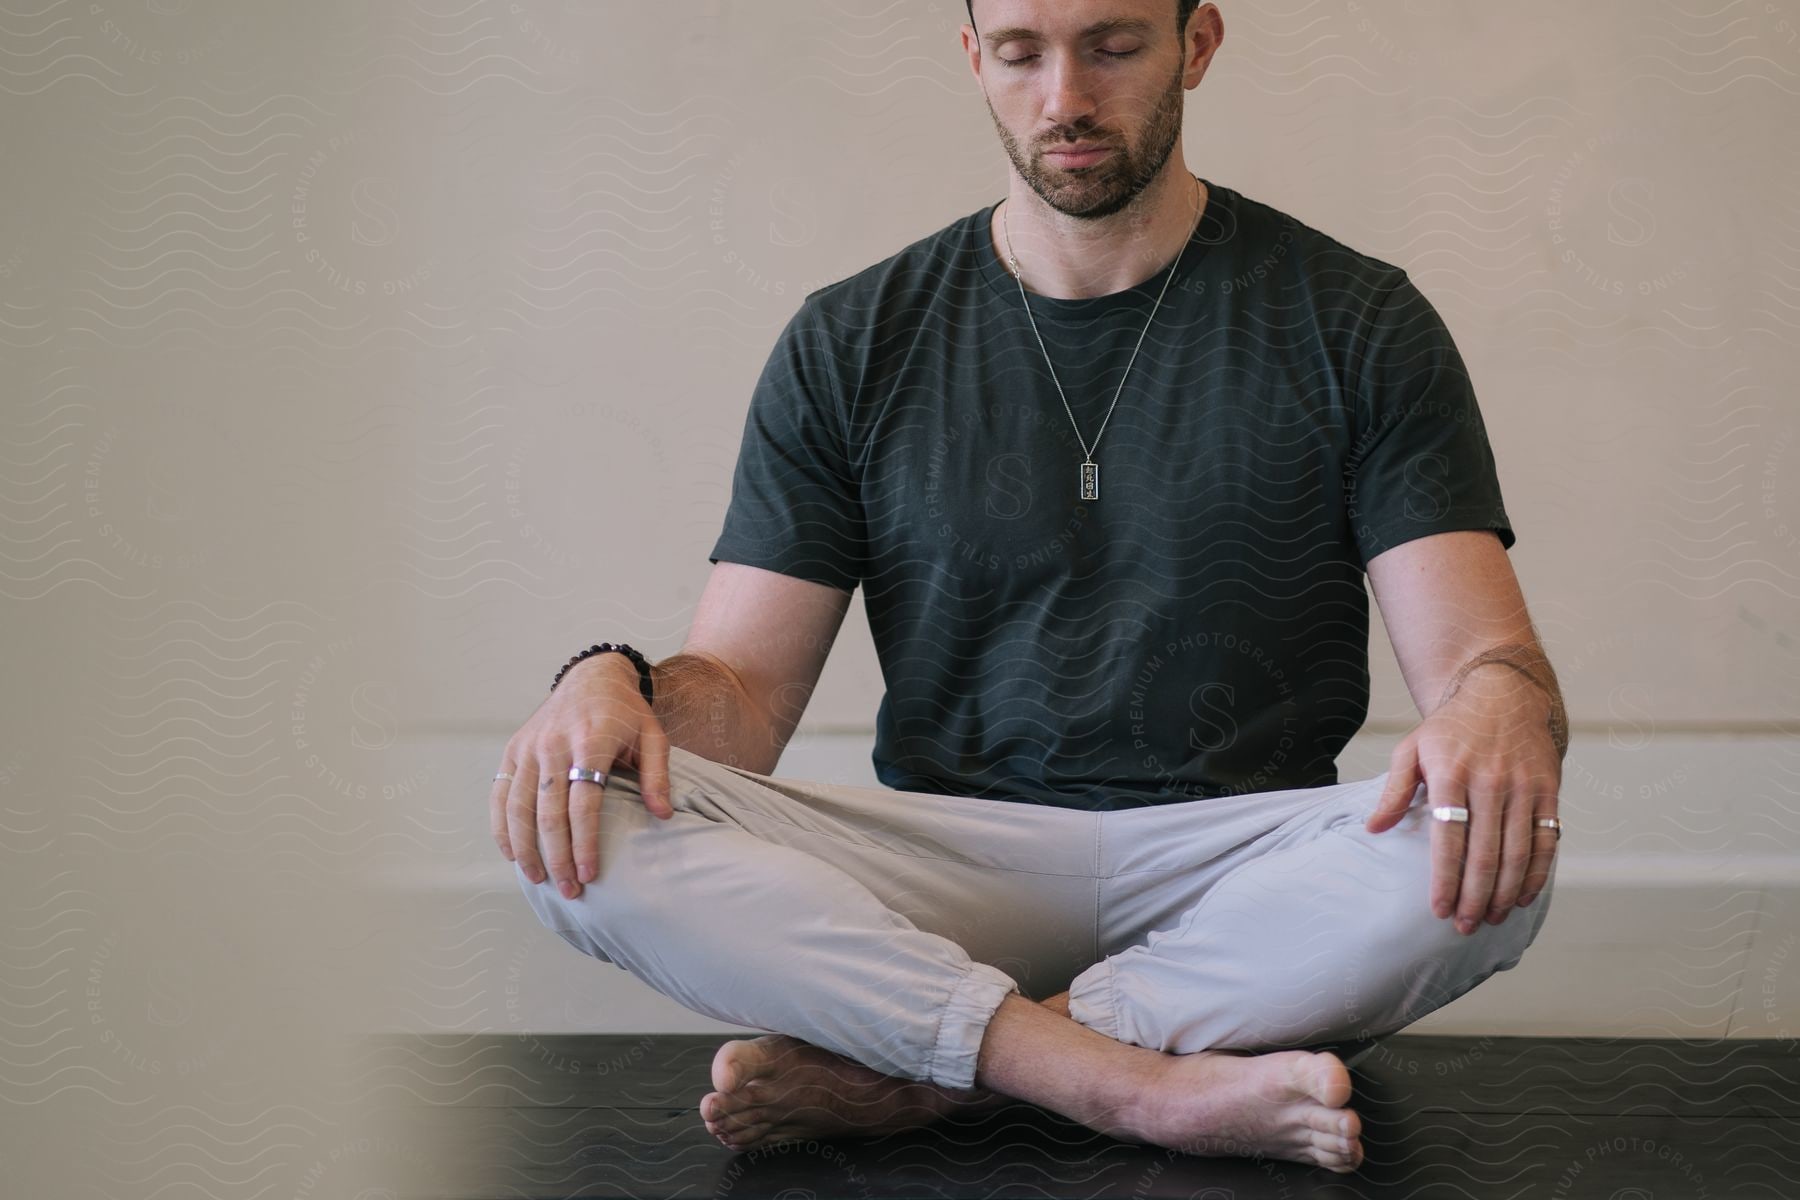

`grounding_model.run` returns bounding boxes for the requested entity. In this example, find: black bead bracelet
[551,642,654,707]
